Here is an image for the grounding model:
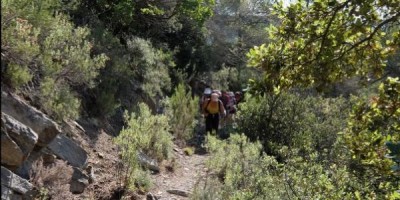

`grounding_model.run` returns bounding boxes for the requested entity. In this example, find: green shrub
[203,134,286,200]
[236,91,351,157]
[341,77,400,198]
[126,37,173,101]
[164,83,199,144]
[133,169,153,192]
[5,63,33,88]
[86,35,174,117]
[2,1,108,121]
[114,103,173,191]
[210,66,237,91]
[200,134,368,200]
[1,7,40,87]
[40,77,80,120]
[209,65,258,92]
